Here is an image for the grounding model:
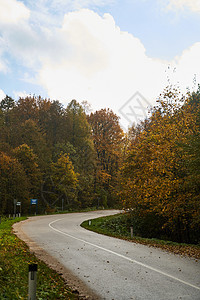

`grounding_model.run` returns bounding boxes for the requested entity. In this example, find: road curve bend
[13,210,200,300]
